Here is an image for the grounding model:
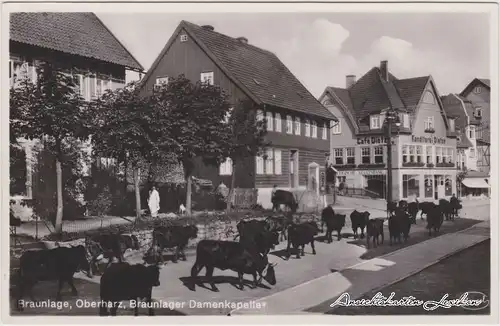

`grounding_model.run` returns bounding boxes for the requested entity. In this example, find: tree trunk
[226,162,236,213]
[54,159,63,236]
[186,172,193,215]
[134,166,141,220]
